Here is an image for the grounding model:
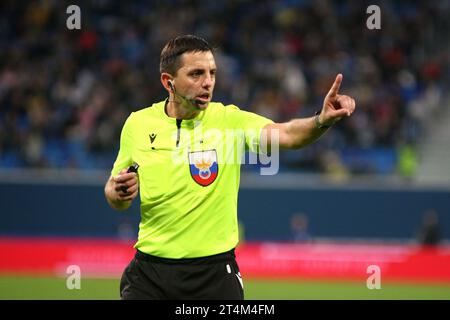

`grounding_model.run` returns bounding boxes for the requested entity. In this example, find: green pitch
[0,275,449,299]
